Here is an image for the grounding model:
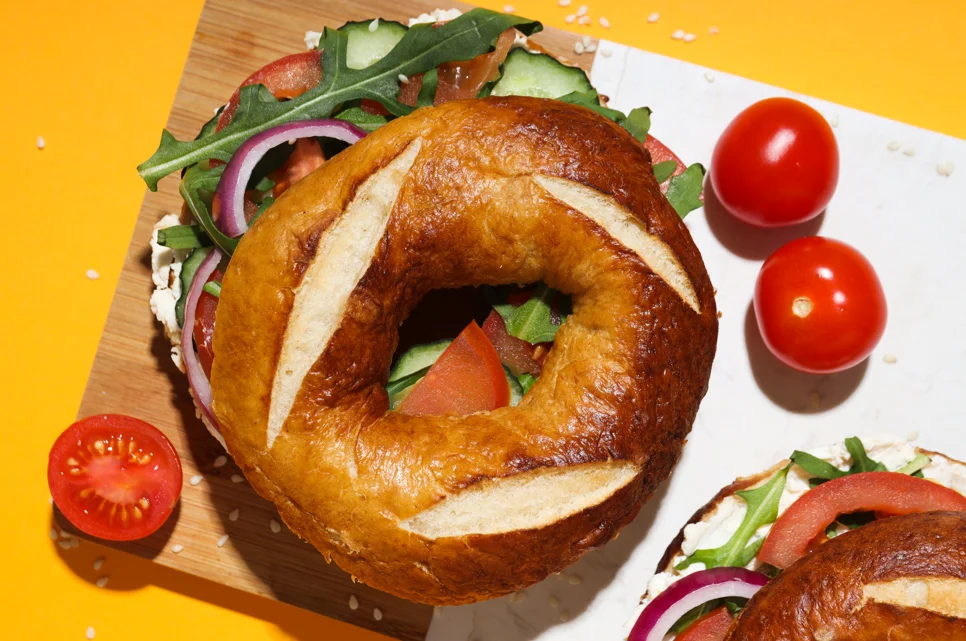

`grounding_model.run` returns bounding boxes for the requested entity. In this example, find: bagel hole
[395,286,492,355]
